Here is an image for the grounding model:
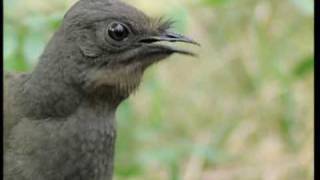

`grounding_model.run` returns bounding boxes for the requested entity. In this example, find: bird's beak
[146,31,200,46]
[139,31,200,57]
